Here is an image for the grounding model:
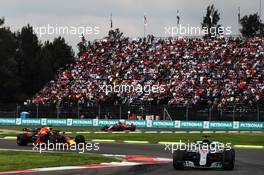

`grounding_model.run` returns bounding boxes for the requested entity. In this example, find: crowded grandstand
[32,36,264,110]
